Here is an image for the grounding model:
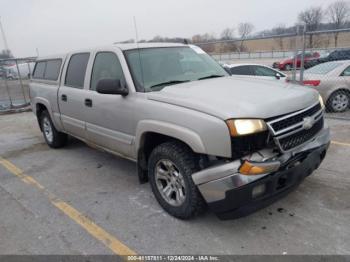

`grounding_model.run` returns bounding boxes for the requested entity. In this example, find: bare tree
[220,28,235,40]
[327,1,350,47]
[238,22,254,51]
[191,33,216,53]
[298,6,323,48]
